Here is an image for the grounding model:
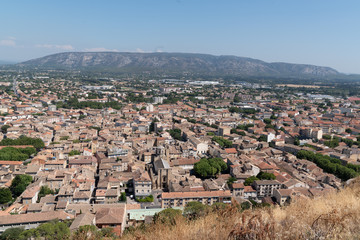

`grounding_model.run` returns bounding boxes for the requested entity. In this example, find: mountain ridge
[16,52,341,78]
